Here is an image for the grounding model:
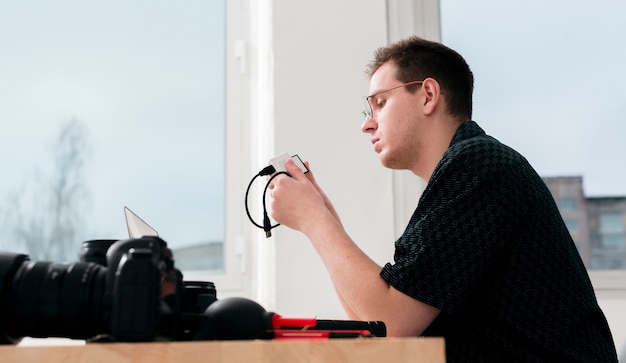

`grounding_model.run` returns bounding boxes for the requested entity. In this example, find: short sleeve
[381,138,530,313]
